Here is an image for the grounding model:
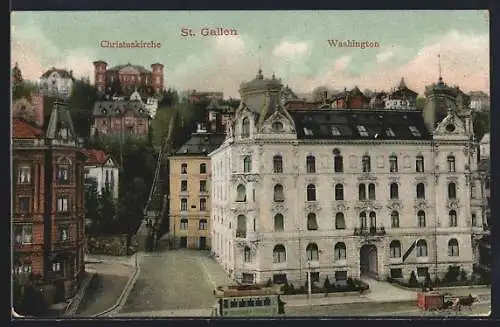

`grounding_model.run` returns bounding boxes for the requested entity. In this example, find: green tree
[473,110,490,140]
[84,181,100,235]
[68,78,99,138]
[12,80,39,101]
[98,186,116,234]
[117,177,148,236]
